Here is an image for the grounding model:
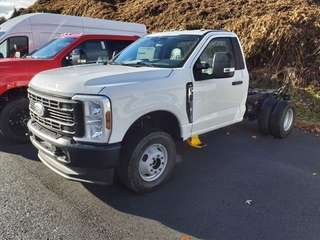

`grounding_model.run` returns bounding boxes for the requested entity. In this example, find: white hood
[29,64,173,97]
